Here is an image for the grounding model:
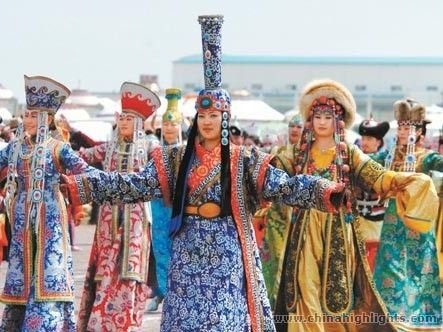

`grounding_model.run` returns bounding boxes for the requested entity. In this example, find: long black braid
[171,115,198,219]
